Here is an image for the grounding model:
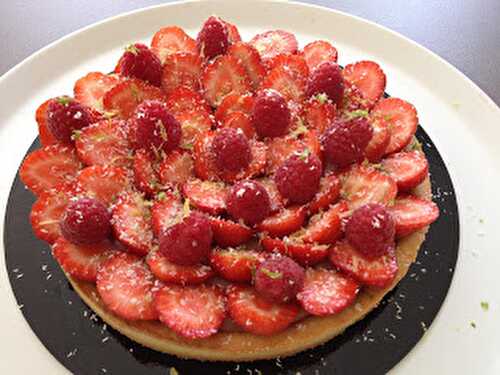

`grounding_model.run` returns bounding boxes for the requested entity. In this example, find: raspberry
[322,117,373,167]
[60,197,111,245]
[47,96,94,143]
[131,100,182,154]
[306,62,344,106]
[251,89,291,138]
[345,203,395,259]
[159,211,213,266]
[115,43,162,87]
[254,255,305,303]
[275,151,322,205]
[196,16,230,60]
[212,128,251,173]
[227,180,271,226]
